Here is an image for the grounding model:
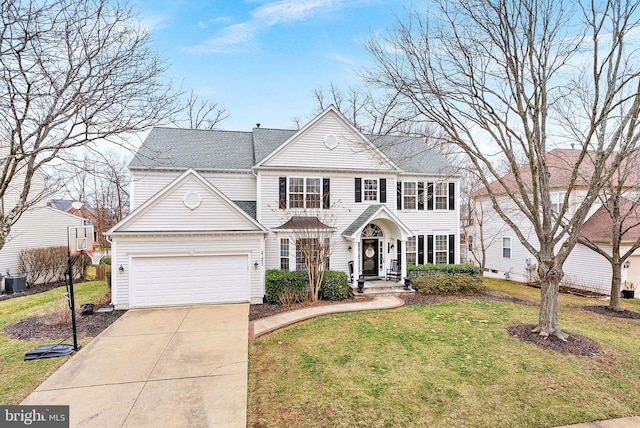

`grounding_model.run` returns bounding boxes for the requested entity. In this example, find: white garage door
[131,255,249,307]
